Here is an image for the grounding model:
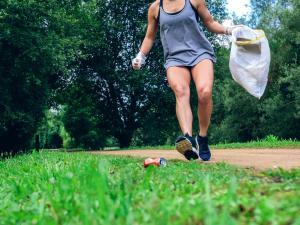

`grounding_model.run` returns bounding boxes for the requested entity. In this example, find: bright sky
[227,0,251,17]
